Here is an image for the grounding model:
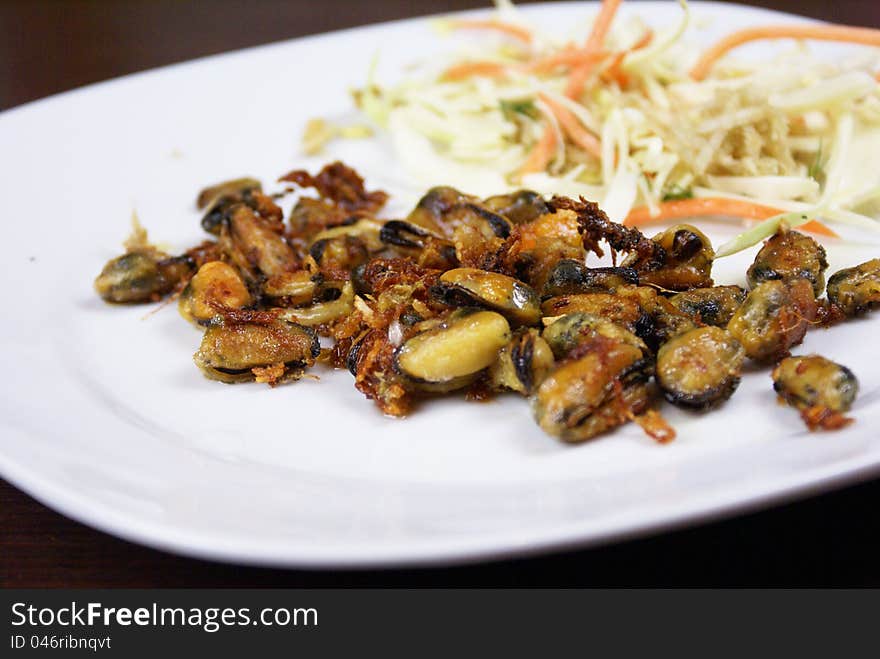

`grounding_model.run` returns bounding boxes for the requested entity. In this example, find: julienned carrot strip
[538,93,602,158]
[585,0,623,50]
[601,28,654,87]
[518,123,557,176]
[441,61,507,81]
[624,198,838,238]
[450,19,533,44]
[690,24,880,80]
[525,48,607,73]
[566,0,622,98]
